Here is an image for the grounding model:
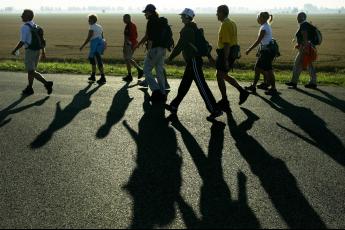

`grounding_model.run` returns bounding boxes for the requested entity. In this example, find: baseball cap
[179,8,195,18]
[143,4,156,13]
